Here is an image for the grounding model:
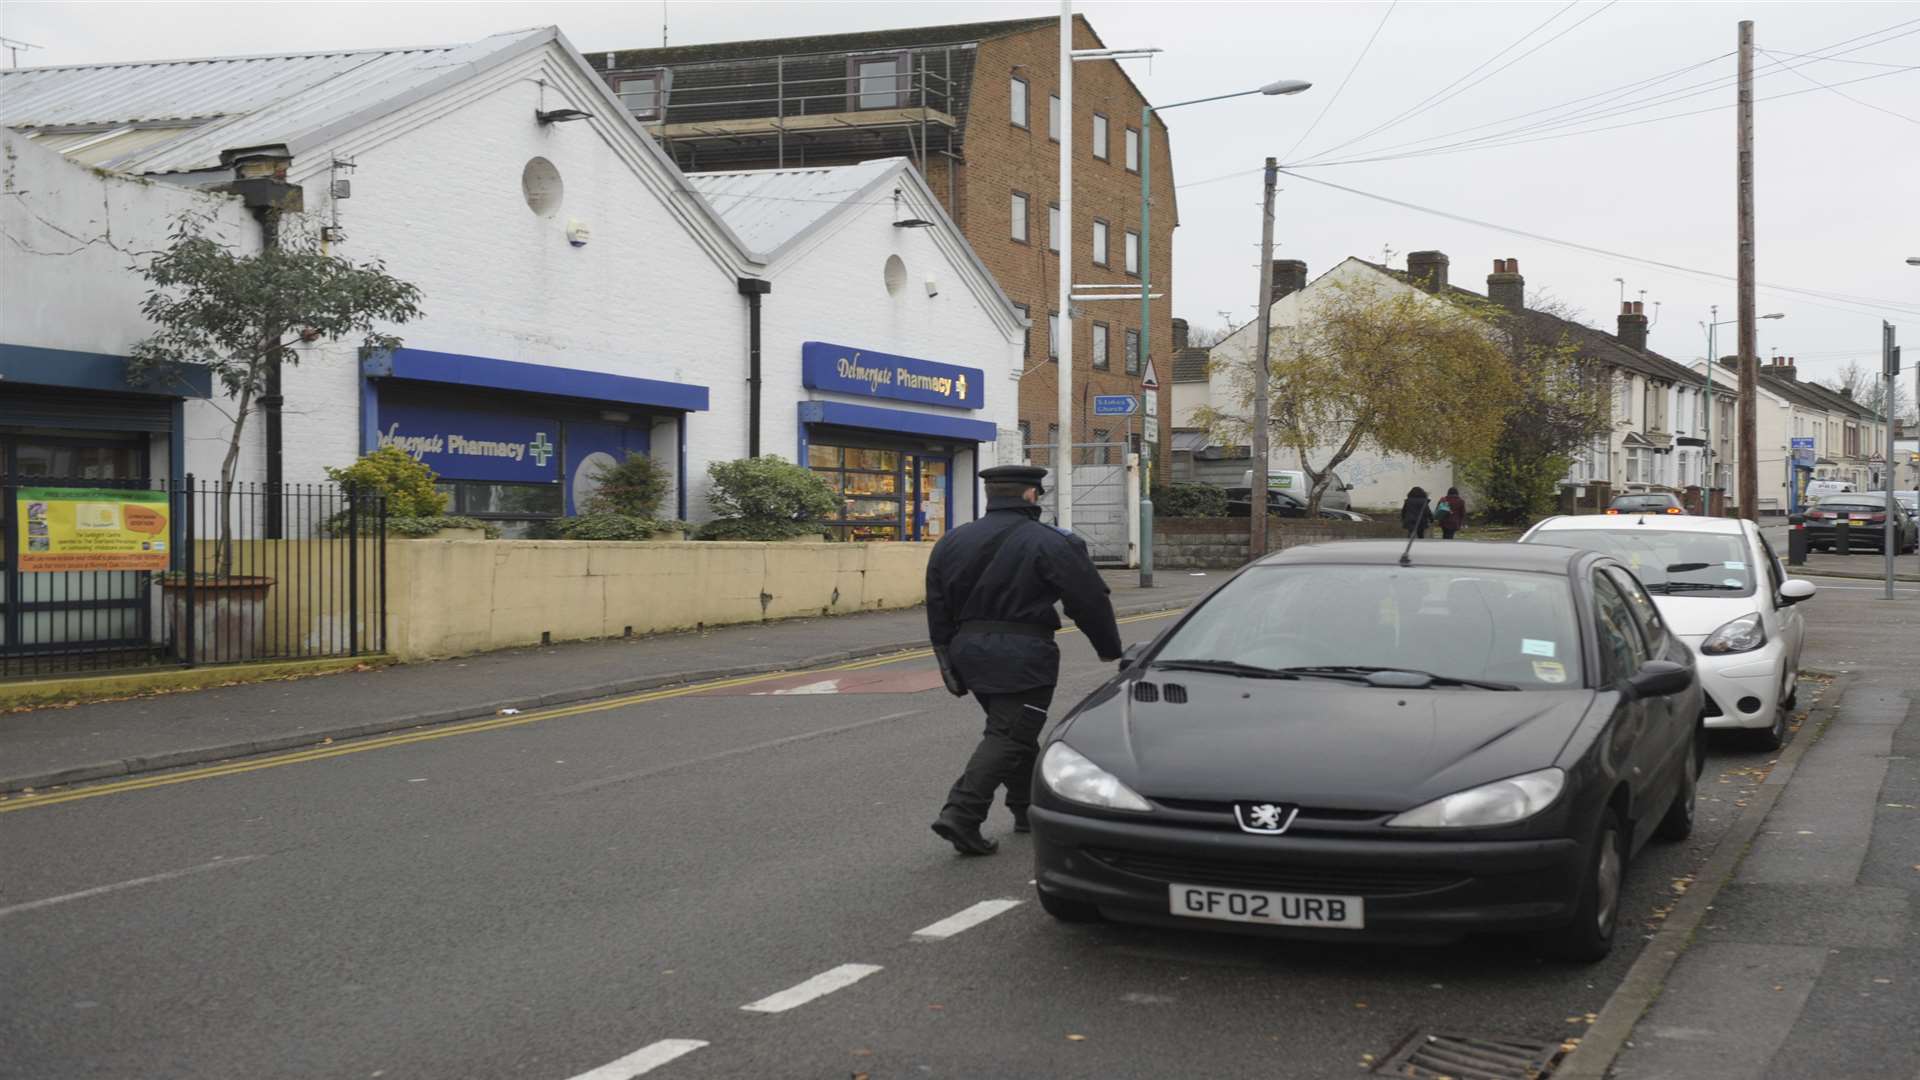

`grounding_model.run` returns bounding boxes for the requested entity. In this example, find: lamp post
[1703,307,1782,510]
[1136,77,1309,584]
